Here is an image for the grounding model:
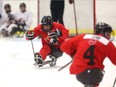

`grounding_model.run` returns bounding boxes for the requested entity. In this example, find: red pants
[39,45,51,60]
